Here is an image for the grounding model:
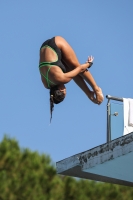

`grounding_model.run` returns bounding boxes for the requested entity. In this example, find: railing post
[106,95,123,143]
[107,99,111,142]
